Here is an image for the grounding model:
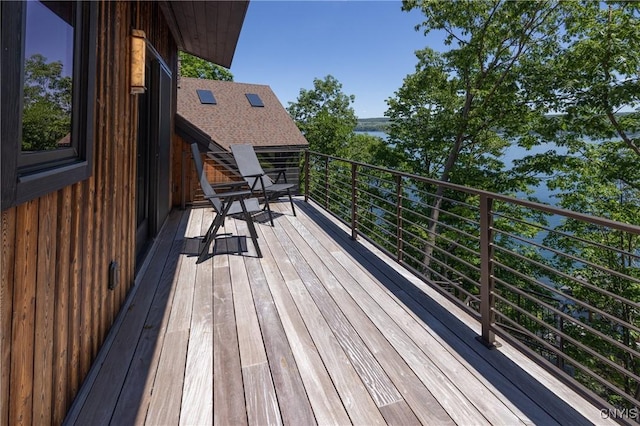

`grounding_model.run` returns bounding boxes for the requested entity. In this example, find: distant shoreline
[355,117,389,132]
